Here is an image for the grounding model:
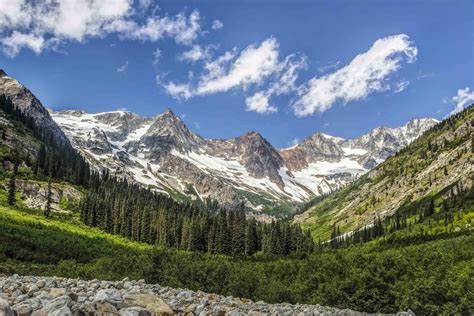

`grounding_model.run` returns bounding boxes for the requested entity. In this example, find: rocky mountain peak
[0,70,68,144]
[234,130,285,188]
